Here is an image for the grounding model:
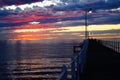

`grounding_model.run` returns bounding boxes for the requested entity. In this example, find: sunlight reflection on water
[0,40,77,80]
